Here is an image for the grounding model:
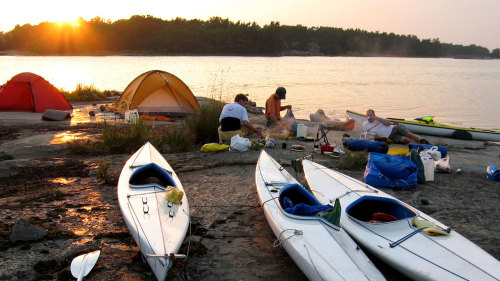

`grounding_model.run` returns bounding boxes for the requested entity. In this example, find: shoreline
[1,49,498,60]
[0,101,499,280]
